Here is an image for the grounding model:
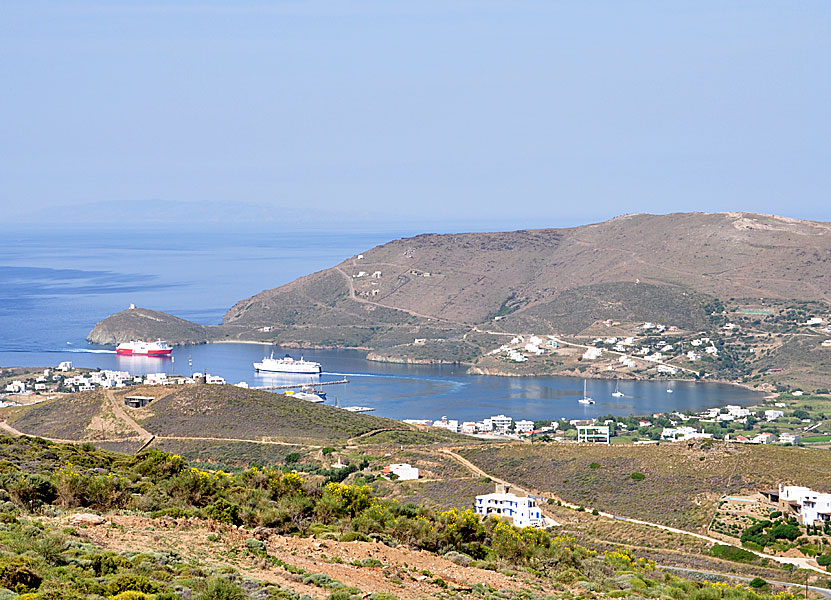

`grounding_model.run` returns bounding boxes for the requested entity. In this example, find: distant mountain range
[89,212,831,384]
